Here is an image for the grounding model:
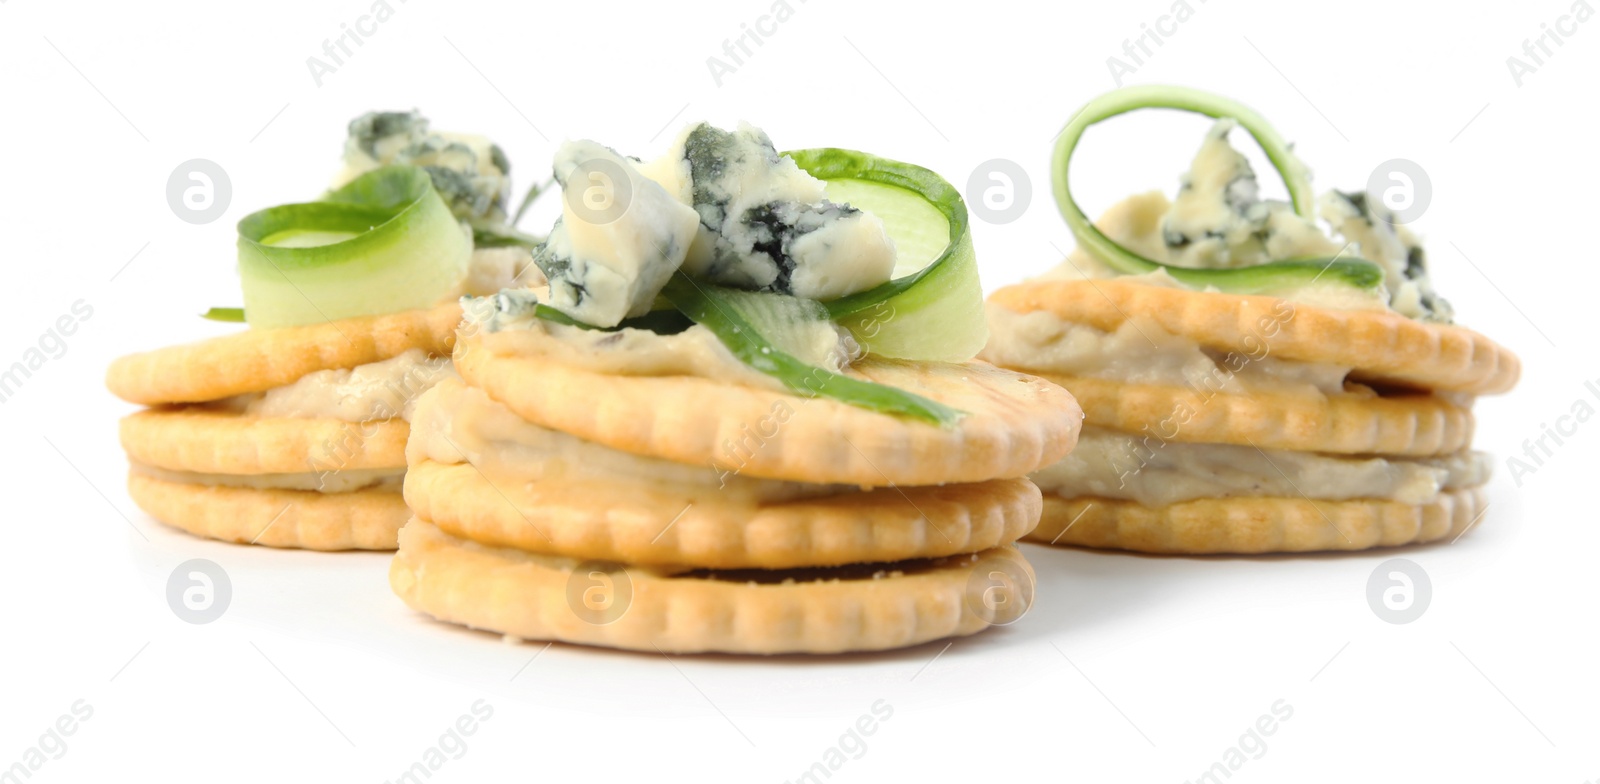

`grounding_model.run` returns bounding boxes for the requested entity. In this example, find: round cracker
[121,409,408,474]
[404,458,1040,569]
[1027,488,1485,554]
[127,473,407,550]
[390,519,1033,654]
[1030,373,1473,457]
[989,280,1519,395]
[106,304,461,405]
[455,336,1082,486]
